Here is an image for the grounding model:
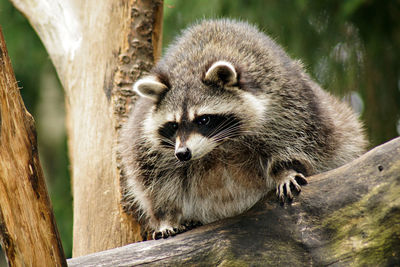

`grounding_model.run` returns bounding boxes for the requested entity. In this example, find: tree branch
[9,0,164,257]
[0,27,66,267]
[10,0,82,74]
[67,137,400,266]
